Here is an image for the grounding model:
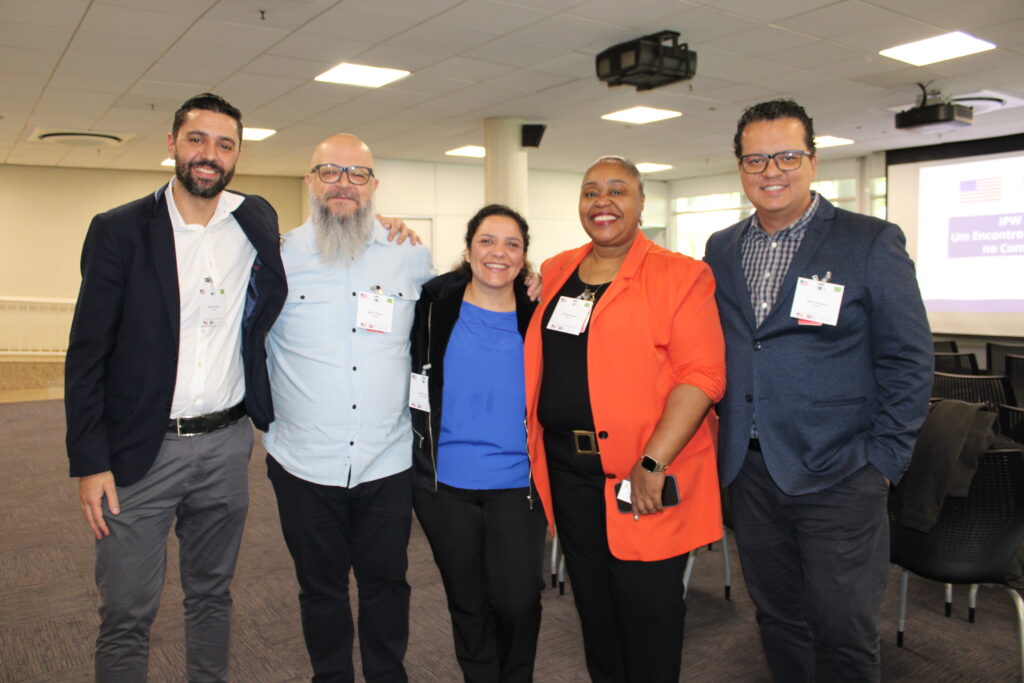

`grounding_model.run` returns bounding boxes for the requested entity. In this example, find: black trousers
[545,435,688,683]
[731,448,889,683]
[267,455,411,683]
[413,484,548,682]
